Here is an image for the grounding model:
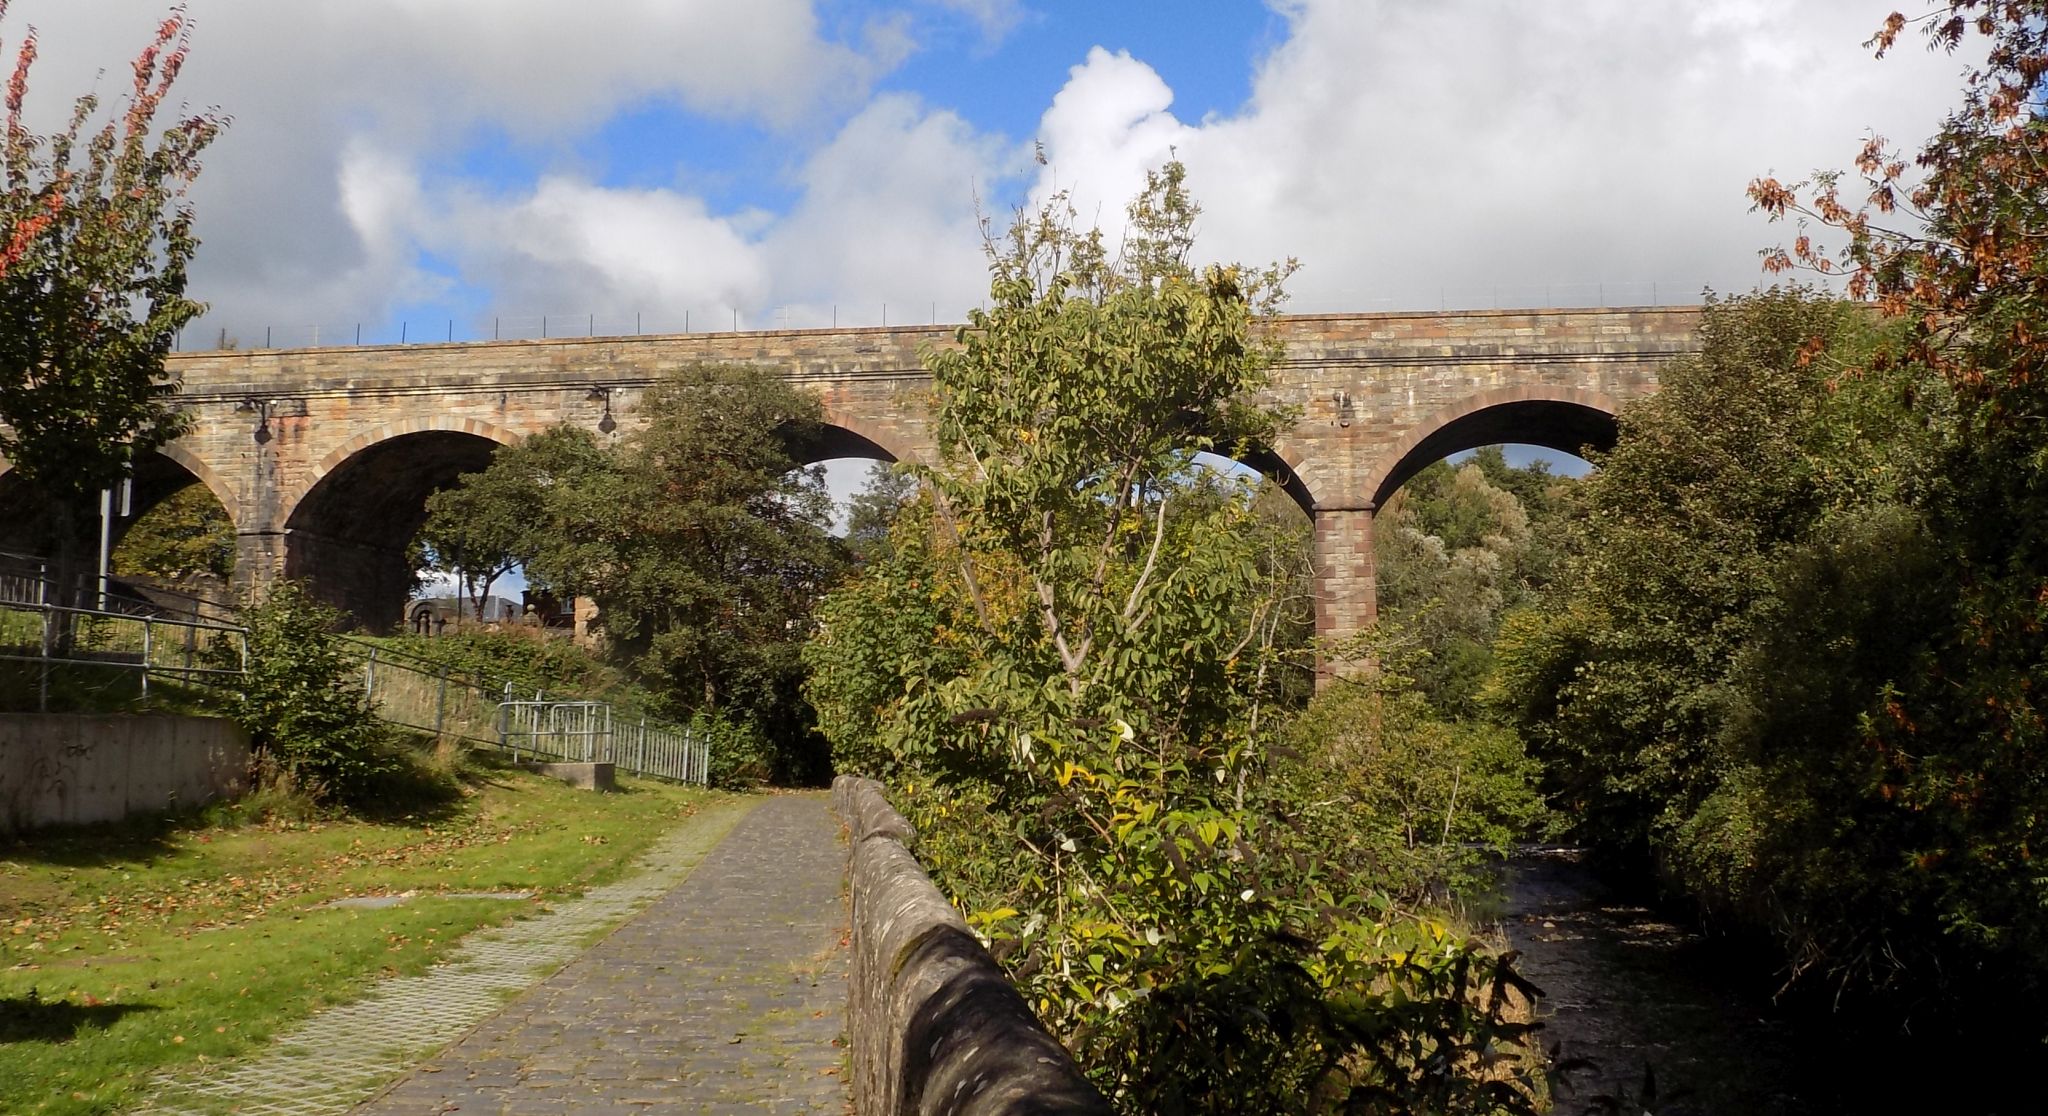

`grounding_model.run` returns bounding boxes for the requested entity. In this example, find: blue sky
[2,0,1970,596]
[0,0,1971,349]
